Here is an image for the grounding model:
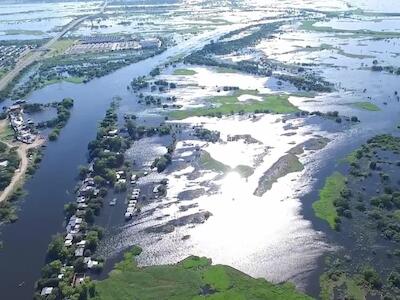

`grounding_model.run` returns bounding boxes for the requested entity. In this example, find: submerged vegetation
[91,246,312,300]
[318,135,400,298]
